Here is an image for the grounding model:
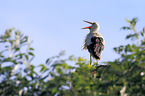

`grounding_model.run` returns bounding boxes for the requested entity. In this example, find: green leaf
[39,64,47,72]
[18,53,23,59]
[126,18,130,23]
[46,58,50,64]
[141,32,144,36]
[23,36,28,43]
[14,47,20,52]
[29,47,34,50]
[121,26,130,30]
[25,55,29,60]
[130,17,138,26]
[30,65,35,70]
[28,52,34,56]
[114,45,124,54]
[113,47,117,52]
[42,75,49,80]
[69,55,74,61]
[126,33,138,40]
